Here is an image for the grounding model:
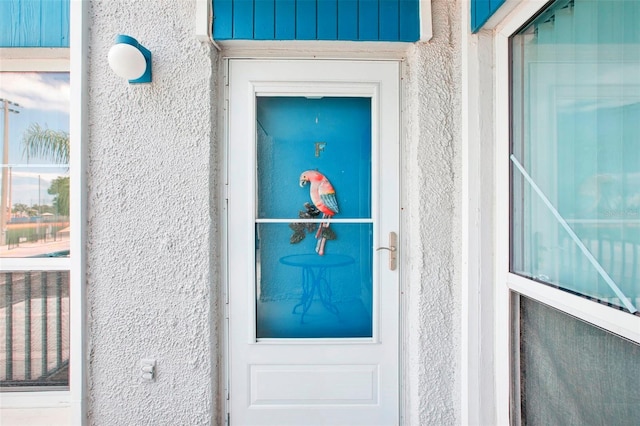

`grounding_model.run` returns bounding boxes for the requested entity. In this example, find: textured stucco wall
[85,0,461,424]
[86,1,219,424]
[403,1,462,424]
